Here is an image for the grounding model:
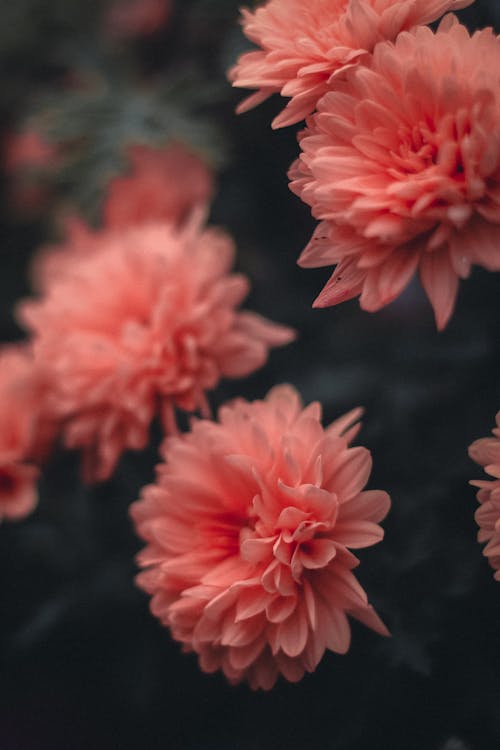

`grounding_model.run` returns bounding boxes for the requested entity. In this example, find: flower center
[395,123,438,174]
[239,489,338,594]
